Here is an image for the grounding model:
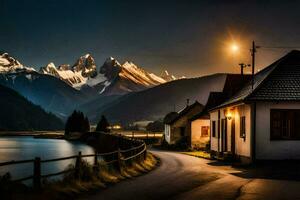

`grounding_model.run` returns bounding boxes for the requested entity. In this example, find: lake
[0,136,94,183]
